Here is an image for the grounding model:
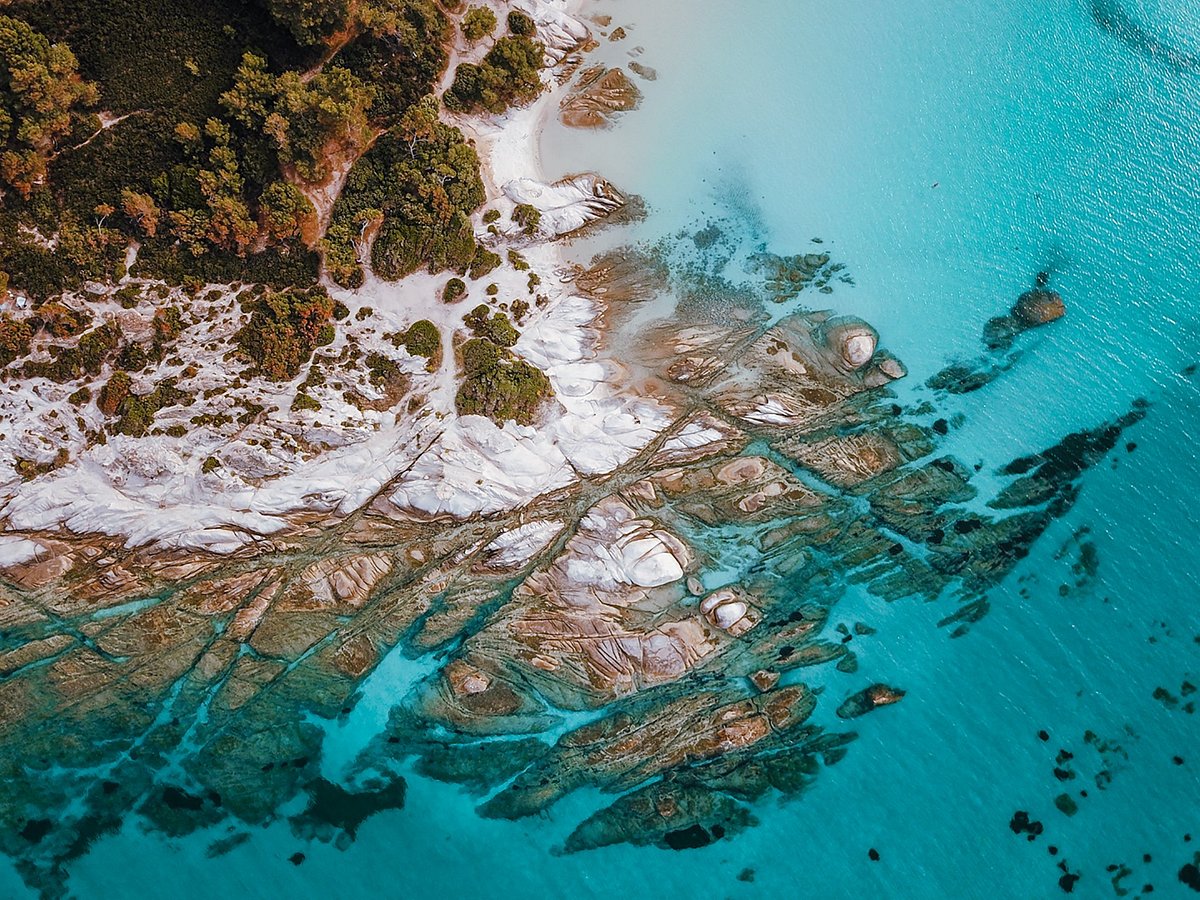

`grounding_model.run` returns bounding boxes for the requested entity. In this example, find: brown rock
[750,669,780,692]
[836,683,906,719]
[561,67,642,128]
[1014,289,1065,326]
